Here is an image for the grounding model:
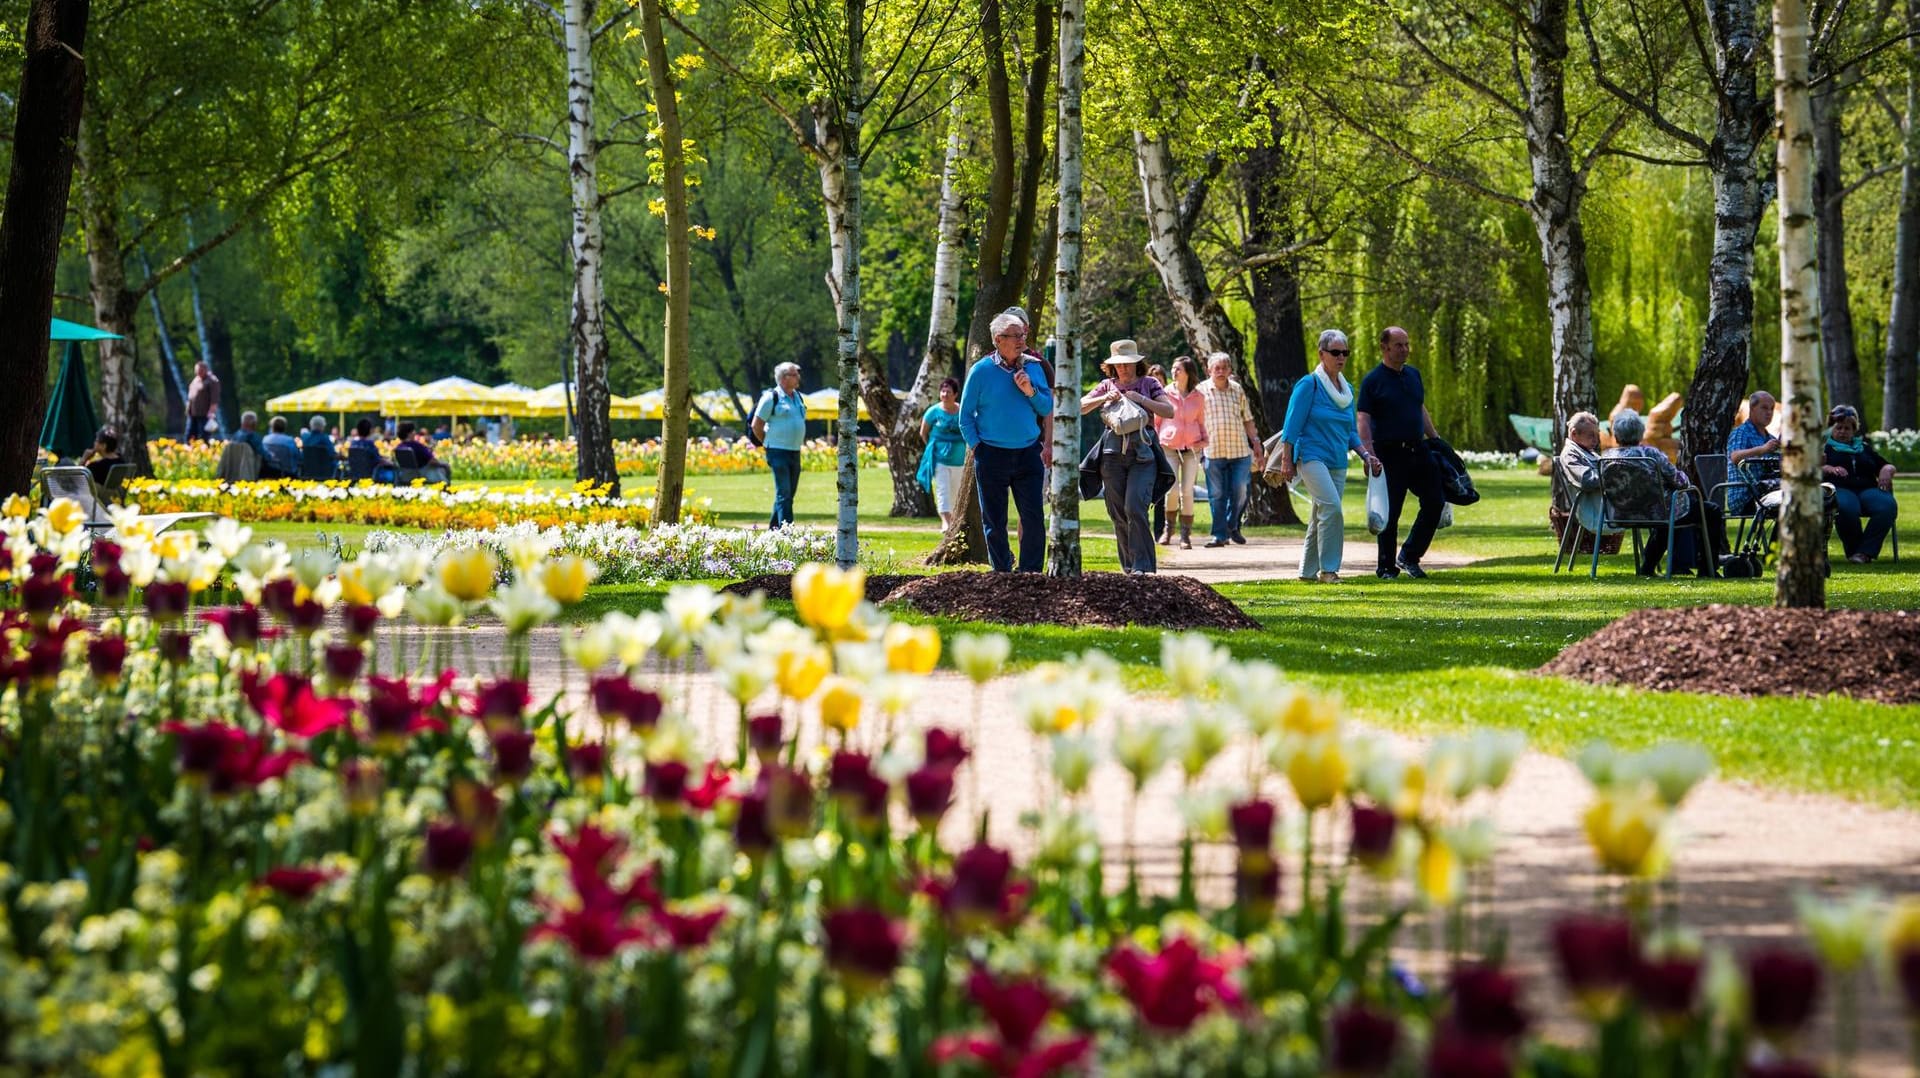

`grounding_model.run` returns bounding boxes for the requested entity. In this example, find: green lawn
[192,468,1920,808]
